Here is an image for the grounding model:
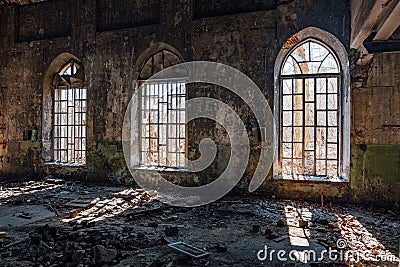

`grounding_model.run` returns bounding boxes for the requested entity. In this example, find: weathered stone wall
[351,53,400,204]
[3,0,397,207]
